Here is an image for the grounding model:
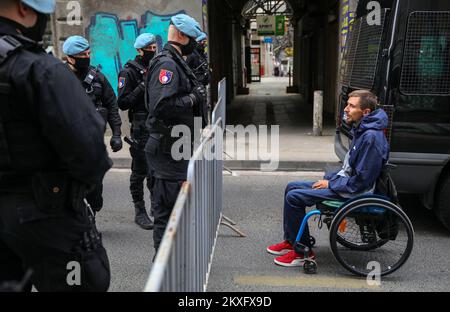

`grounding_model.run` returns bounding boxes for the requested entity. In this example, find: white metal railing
[144,119,223,292]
